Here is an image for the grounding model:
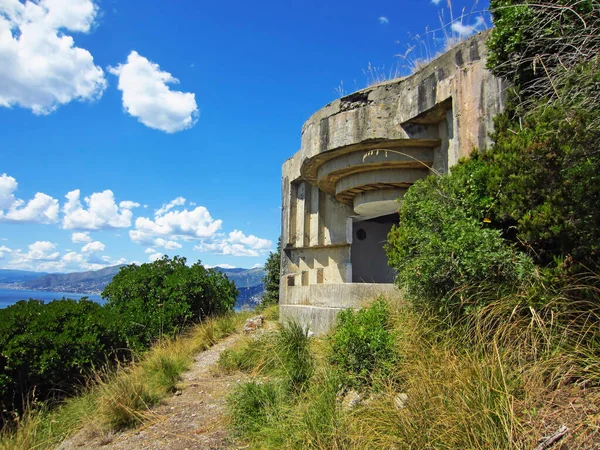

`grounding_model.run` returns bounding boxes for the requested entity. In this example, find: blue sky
[0,0,488,273]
